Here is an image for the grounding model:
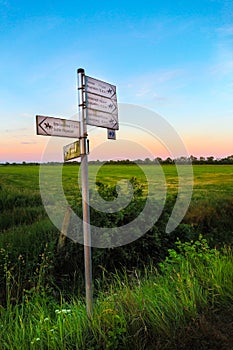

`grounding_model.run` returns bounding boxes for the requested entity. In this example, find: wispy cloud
[128,68,185,89]
[21,141,38,145]
[217,25,233,36]
[4,127,30,133]
[210,59,233,76]
[123,68,185,105]
[20,113,33,118]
